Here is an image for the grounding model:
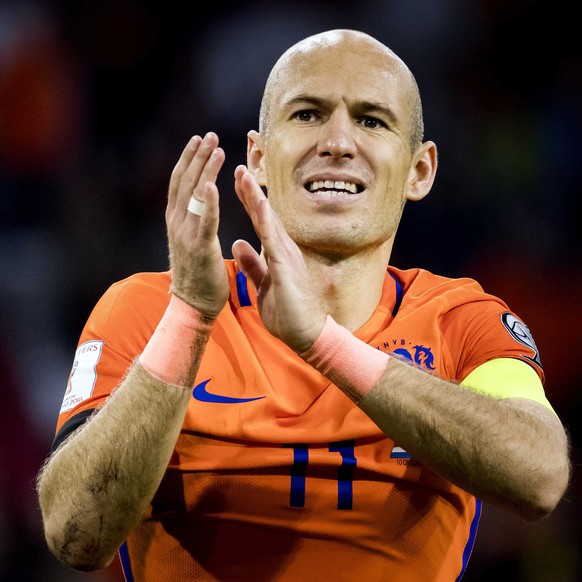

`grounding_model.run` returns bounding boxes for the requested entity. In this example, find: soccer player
[37,29,570,581]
